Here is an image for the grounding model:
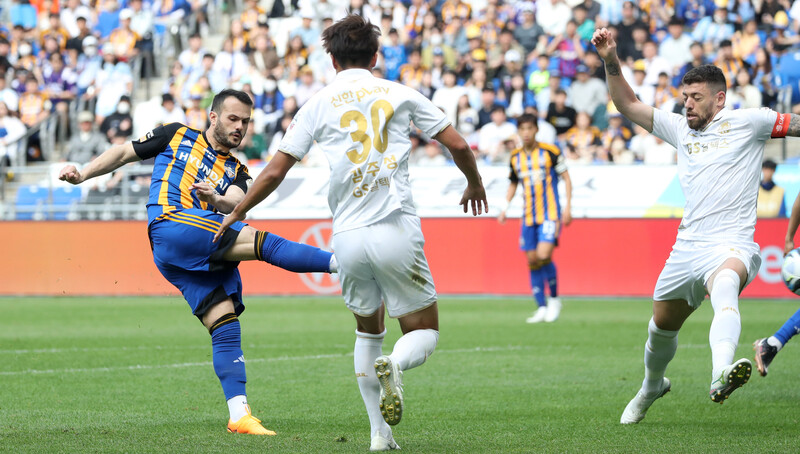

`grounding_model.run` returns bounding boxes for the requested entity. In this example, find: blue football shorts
[148,208,248,318]
[519,220,559,251]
